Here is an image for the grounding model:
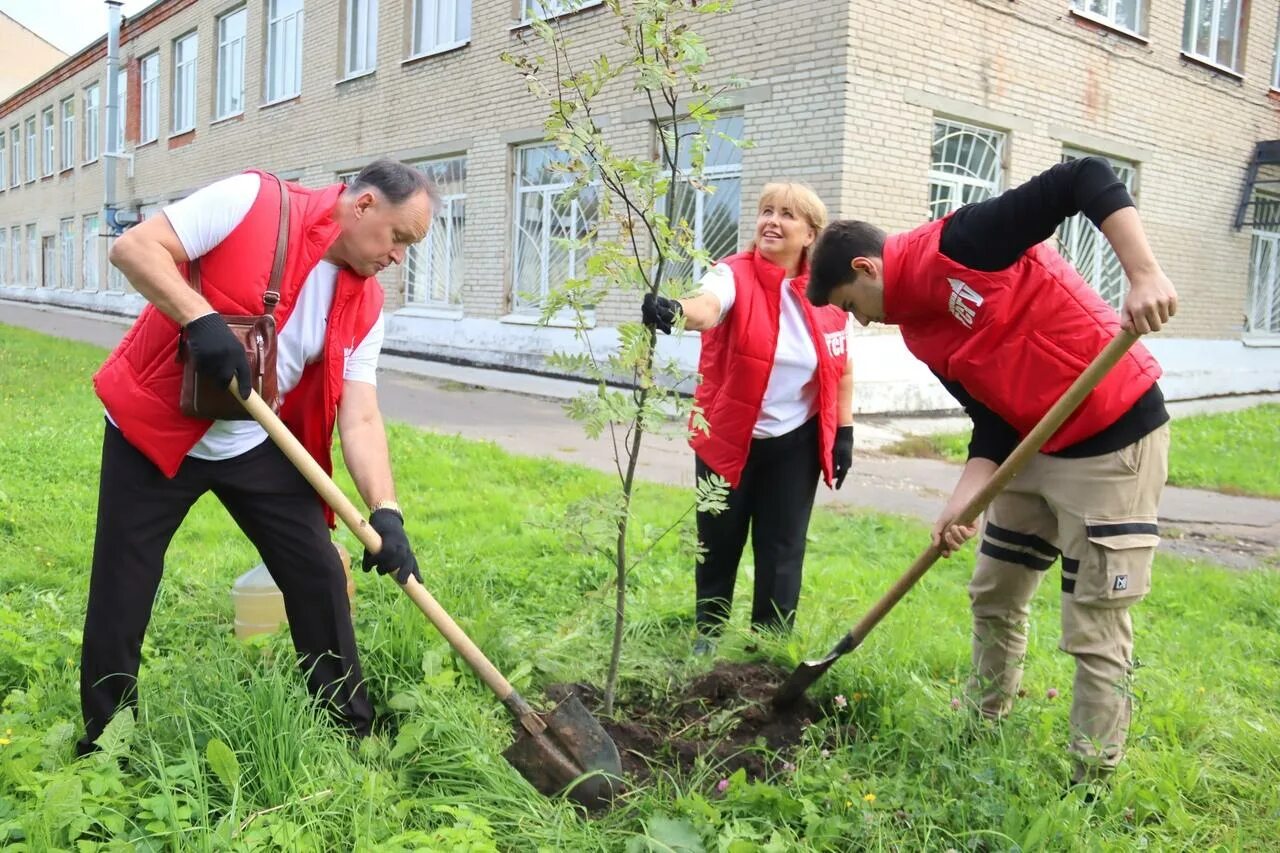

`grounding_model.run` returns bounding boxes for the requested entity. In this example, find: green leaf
[643,815,704,853]
[42,775,83,830]
[205,738,240,791]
